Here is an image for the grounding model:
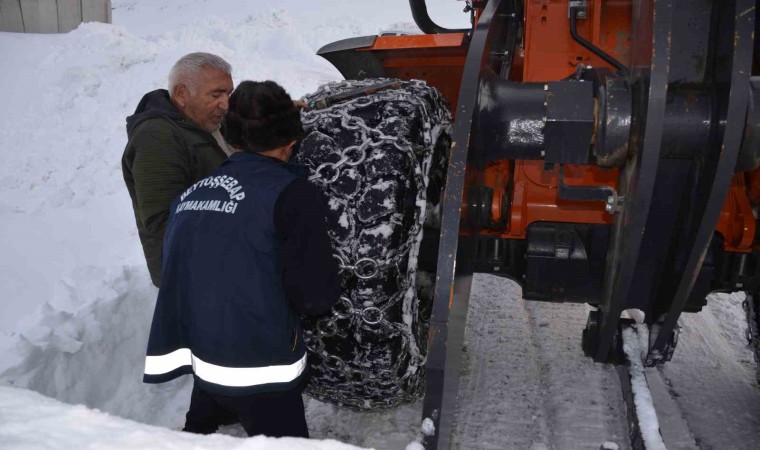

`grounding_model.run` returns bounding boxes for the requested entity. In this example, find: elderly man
[122,52,234,287]
[122,52,237,431]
